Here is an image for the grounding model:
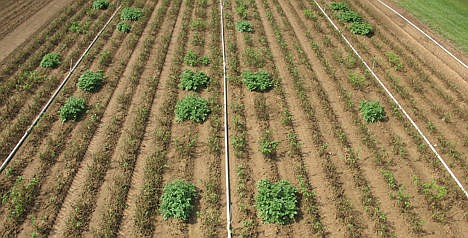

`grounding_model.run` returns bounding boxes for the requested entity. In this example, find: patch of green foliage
[59,96,87,122]
[120,7,144,21]
[255,180,298,224]
[199,55,210,66]
[259,138,279,157]
[338,10,362,23]
[1,176,39,219]
[160,179,198,221]
[350,22,373,36]
[359,100,386,123]
[386,51,404,71]
[40,53,61,68]
[175,95,211,123]
[69,21,90,34]
[92,0,109,9]
[117,21,131,33]
[184,50,199,66]
[236,3,248,19]
[236,20,254,33]
[178,69,210,91]
[184,50,210,66]
[191,18,206,31]
[77,70,104,92]
[242,70,273,92]
[348,71,367,89]
[330,2,349,11]
[303,9,316,20]
[99,50,112,66]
